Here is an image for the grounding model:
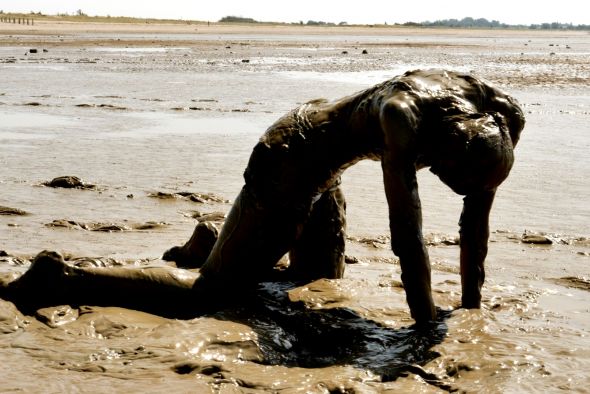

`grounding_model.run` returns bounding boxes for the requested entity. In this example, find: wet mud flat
[0,235,588,393]
[1,25,590,392]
